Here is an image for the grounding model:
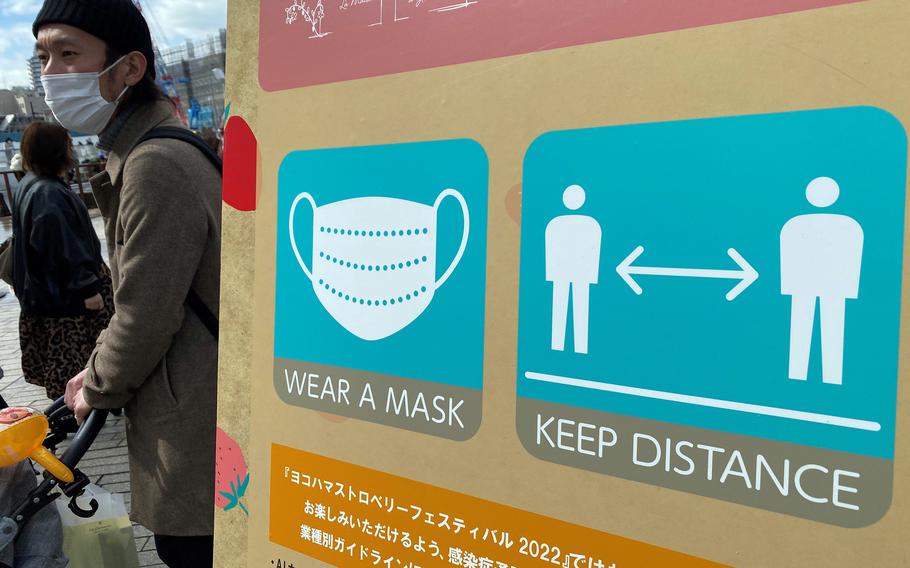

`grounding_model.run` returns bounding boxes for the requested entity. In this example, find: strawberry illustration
[215,427,249,516]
